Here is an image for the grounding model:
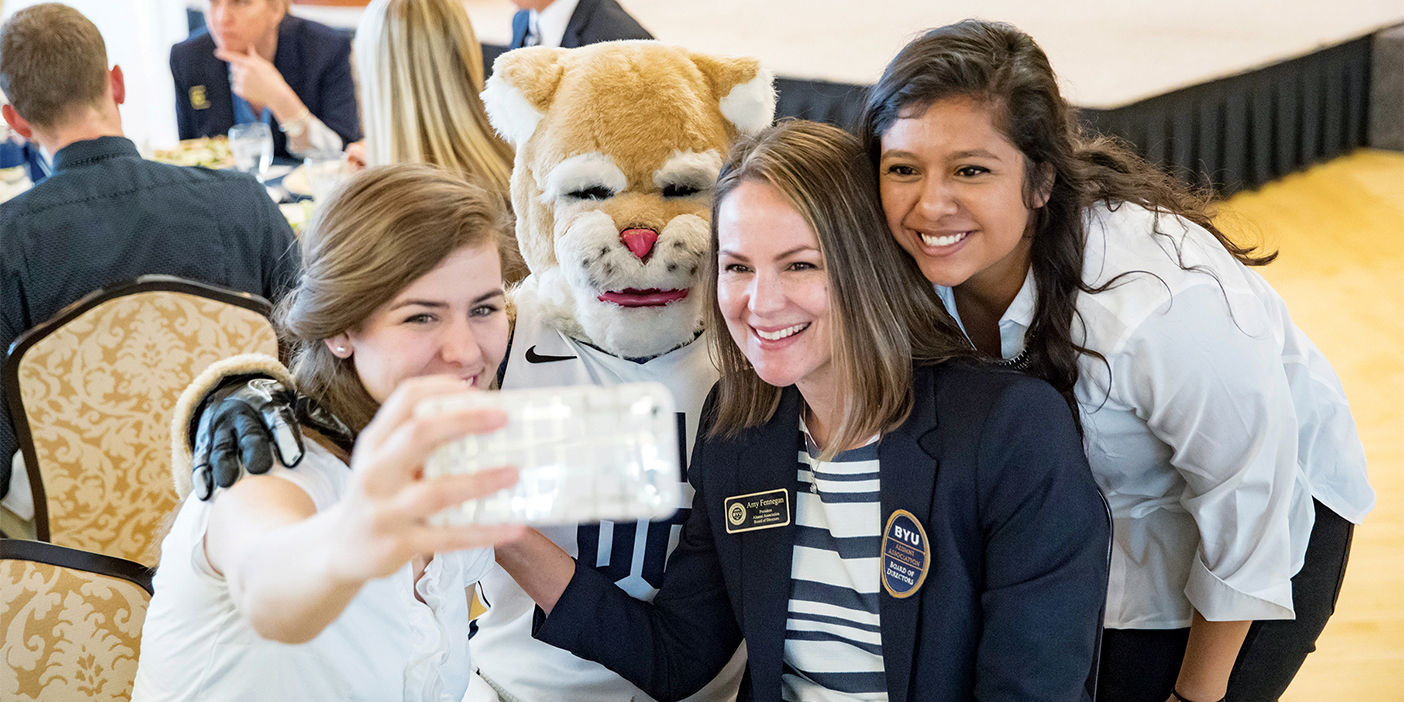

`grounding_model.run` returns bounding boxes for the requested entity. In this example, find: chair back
[1,538,153,702]
[3,276,277,566]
